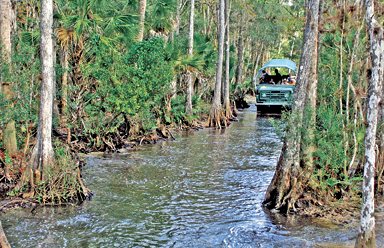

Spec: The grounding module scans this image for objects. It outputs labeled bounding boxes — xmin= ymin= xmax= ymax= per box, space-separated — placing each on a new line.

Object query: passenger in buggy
xmin=259 ymin=70 xmax=269 ymax=84
xmin=287 ymin=73 xmax=297 ymax=85
xmin=274 ymin=69 xmax=282 ymax=84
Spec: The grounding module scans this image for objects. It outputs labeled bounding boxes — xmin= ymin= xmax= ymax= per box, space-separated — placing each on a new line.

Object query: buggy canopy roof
xmin=257 ymin=59 xmax=297 ymax=75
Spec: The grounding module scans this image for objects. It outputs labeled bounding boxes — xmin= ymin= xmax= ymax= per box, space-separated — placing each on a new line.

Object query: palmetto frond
xmin=147 ymin=0 xmax=175 ymax=33
xmin=21 ymin=31 xmax=40 ymax=46
xmin=55 ymin=27 xmax=75 ymax=48
xmin=101 ymin=14 xmax=139 ymax=37
xmin=164 ymin=35 xmax=211 ymax=73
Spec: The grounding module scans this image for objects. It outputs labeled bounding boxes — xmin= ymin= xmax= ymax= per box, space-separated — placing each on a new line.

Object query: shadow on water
xmin=1 ymin=105 xmax=383 ymax=247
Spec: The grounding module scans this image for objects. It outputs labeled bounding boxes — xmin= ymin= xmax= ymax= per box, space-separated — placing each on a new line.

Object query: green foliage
xmin=0 ymin=41 xmax=40 ymax=151
xmin=82 ymin=37 xmax=174 ymax=136
xmin=169 ymin=95 xmax=187 ymax=123
xmin=147 ymin=0 xmax=175 ymax=33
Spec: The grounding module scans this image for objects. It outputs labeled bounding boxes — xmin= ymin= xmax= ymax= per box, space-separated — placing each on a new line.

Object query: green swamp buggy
xmin=254 ymin=59 xmax=297 ymax=115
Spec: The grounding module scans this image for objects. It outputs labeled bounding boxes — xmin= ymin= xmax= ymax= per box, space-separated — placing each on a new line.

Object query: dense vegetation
xmin=264 ymin=3 xmax=384 ymax=239
xmin=0 ymin=0 xmax=306 ymax=202
xmin=0 ymin=0 xmax=383 ymax=233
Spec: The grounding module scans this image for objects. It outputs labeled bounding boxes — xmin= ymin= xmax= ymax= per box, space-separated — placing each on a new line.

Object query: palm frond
xmin=21 ymin=31 xmax=40 ymax=46
xmin=55 ymin=27 xmax=75 ymax=48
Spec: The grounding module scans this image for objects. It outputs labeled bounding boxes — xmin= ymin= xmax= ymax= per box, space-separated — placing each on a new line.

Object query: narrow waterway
xmin=2 ymin=105 xmax=382 ymax=247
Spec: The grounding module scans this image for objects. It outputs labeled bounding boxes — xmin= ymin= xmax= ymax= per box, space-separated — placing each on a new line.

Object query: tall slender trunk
xmin=22 ymin=0 xmax=55 ymax=185
xmin=188 ymin=0 xmax=195 ymax=55
xmin=0 ymin=0 xmax=17 ymax=155
xmin=60 ymin=48 xmax=69 ymax=124
xmin=339 ymin=0 xmax=345 ymax=116
xmin=289 ymin=38 xmax=295 ymax=60
xmin=339 ymin=0 xmax=349 ymax=176
xmin=223 ymin=0 xmax=231 ymax=118
xmin=203 ymin=4 xmax=207 ymax=35
xmin=10 ymin=0 xmax=17 ymax=38
xmin=185 ymin=0 xmax=195 ymax=116
xmin=277 ymin=40 xmax=282 ymax=55
xmin=302 ymin=0 xmax=323 ymax=171
xmin=185 ymin=71 xmax=193 ymax=115
xmin=235 ymin=27 xmax=244 ymax=86
xmin=138 ymin=0 xmax=147 ymax=42
xmin=264 ymin=0 xmax=321 ymax=212
xmin=208 ymin=0 xmax=225 ymax=127
xmin=355 ymin=0 xmax=383 ymax=246
xmin=166 ymin=76 xmax=177 ymax=115
xmin=206 ymin=4 xmax=213 ymax=37
xmin=175 ymin=0 xmax=181 ymax=35
xmin=253 ymin=44 xmax=263 ymax=78
xmin=347 ymin=3 xmax=364 ymax=175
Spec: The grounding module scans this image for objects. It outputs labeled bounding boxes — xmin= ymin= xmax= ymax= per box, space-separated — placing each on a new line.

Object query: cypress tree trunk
xmin=208 ymin=0 xmax=225 ymax=127
xmin=223 ymin=0 xmax=231 ymax=118
xmin=175 ymin=0 xmax=180 ymax=35
xmin=185 ymin=0 xmax=195 ymax=116
xmin=263 ymin=0 xmax=321 ymax=212
xmin=0 ymin=221 xmax=10 ymax=248
xmin=138 ymin=0 xmax=147 ymax=42
xmin=188 ymin=0 xmax=195 ymax=55
xmin=0 ymin=0 xmax=11 ymax=57
xmin=0 ymin=0 xmax=18 ymax=155
xmin=253 ymin=44 xmax=263 ymax=79
xmin=355 ymin=0 xmax=383 ymax=246
xmin=235 ymin=27 xmax=244 ymax=86
xmin=302 ymin=0 xmax=323 ymax=170
xmin=59 ymin=48 xmax=69 ymax=124
xmin=185 ymin=71 xmax=193 ymax=116
xmin=22 ymin=0 xmax=55 ymax=185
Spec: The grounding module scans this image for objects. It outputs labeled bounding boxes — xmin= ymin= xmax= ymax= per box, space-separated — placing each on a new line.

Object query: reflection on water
xmin=2 ymin=106 xmax=382 ymax=247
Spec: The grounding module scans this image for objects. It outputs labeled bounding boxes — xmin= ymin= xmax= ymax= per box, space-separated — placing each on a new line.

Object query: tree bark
xmin=253 ymin=44 xmax=263 ymax=79
xmin=263 ymin=0 xmax=321 ymax=212
xmin=208 ymin=0 xmax=225 ymax=127
xmin=185 ymin=0 xmax=195 ymax=116
xmin=223 ymin=0 xmax=231 ymax=118
xmin=10 ymin=0 xmax=17 ymax=38
xmin=0 ymin=0 xmax=11 ymax=56
xmin=22 ymin=0 xmax=55 ymax=185
xmin=138 ymin=0 xmax=147 ymax=42
xmin=347 ymin=2 xmax=364 ymax=177
xmin=289 ymin=38 xmax=295 ymax=60
xmin=302 ymin=0 xmax=323 ymax=171
xmin=185 ymin=71 xmax=193 ymax=115
xmin=59 ymin=48 xmax=69 ymax=123
xmin=235 ymin=26 xmax=244 ymax=86
xmin=0 ymin=0 xmax=18 ymax=155
xmin=206 ymin=3 xmax=214 ymax=38
xmin=0 ymin=221 xmax=10 ymax=248
xmin=355 ymin=0 xmax=383 ymax=246
xmin=188 ymin=0 xmax=195 ymax=55
xmin=175 ymin=0 xmax=181 ymax=35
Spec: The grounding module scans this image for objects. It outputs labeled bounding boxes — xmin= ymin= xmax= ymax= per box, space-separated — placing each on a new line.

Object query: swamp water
xmin=2 ymin=105 xmax=383 ymax=247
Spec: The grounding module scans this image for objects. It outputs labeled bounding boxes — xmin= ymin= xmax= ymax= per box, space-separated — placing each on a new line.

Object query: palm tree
xmin=54 ymin=0 xmax=137 ymax=132
xmin=164 ymin=33 xmax=214 ymax=121
xmin=146 ymin=0 xmax=175 ymax=36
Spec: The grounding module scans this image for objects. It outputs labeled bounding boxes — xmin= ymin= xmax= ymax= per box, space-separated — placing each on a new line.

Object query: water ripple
xmin=2 ymin=105 xmax=379 ymax=247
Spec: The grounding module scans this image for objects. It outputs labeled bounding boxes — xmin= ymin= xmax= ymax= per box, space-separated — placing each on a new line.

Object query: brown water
xmin=2 ymin=106 xmax=383 ymax=247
